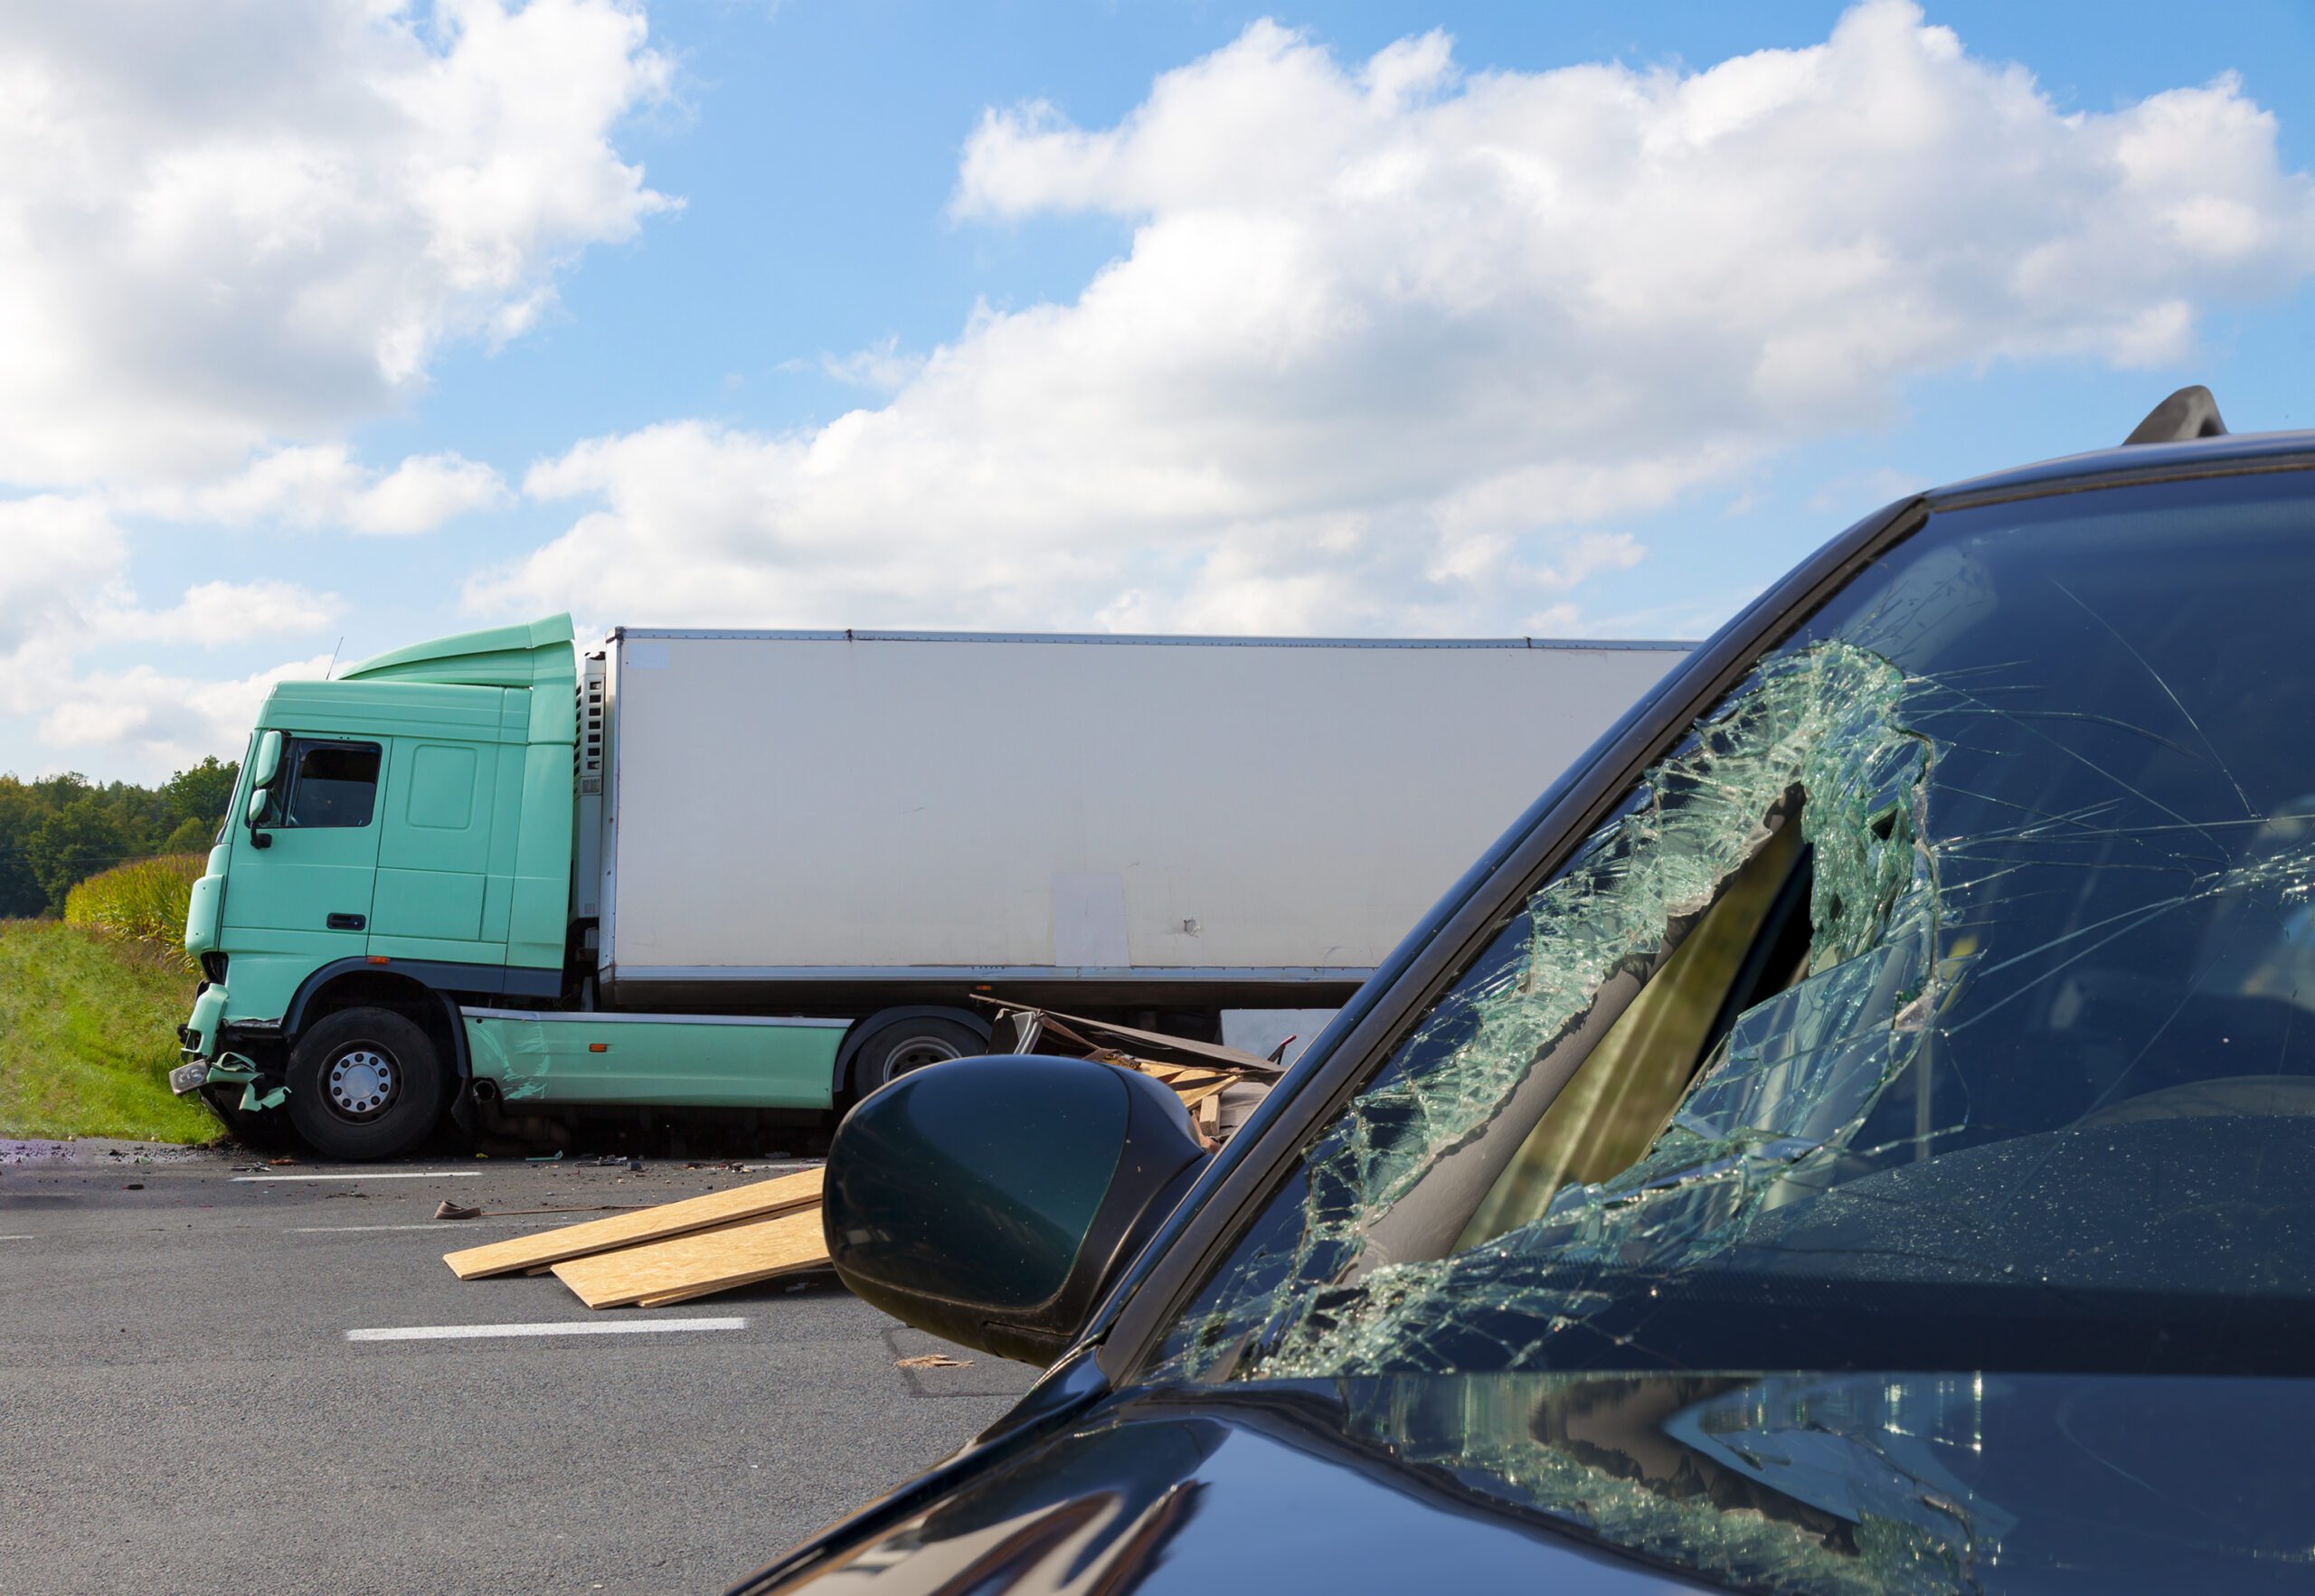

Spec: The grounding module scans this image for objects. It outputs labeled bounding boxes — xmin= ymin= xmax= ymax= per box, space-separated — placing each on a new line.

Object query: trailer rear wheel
xmin=285 ymin=1007 xmax=445 ymax=1161
xmin=851 ymin=1016 xmax=985 ymax=1100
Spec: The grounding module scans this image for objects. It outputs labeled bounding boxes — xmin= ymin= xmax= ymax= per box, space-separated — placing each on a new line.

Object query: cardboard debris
xmin=550 ymin=1206 xmax=828 ymax=1308
xmin=441 ymin=1166 xmax=823 ymax=1280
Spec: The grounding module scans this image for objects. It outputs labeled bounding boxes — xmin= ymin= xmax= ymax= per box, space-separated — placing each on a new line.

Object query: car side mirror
xmin=824 ymin=1055 xmax=1209 ymax=1365
xmin=250 ymin=731 xmax=284 ymax=790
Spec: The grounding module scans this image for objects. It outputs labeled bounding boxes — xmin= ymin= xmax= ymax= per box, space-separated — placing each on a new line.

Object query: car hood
xmin=746 ymin=1370 xmax=2315 ymax=1594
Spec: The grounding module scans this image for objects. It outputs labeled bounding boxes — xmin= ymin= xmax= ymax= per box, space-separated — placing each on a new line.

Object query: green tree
xmin=162 ymin=757 xmax=239 ymax=832
xmin=0 ymin=781 xmax=43 ymax=918
xmin=163 ymin=816 xmax=216 ymax=854
xmin=30 ymin=798 xmax=128 ymax=912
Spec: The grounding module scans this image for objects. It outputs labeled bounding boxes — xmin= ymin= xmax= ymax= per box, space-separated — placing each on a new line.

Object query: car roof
xmin=1930 ymin=424 xmax=2315 ymax=506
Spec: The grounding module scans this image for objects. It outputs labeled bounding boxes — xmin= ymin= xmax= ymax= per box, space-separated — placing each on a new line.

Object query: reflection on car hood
xmin=761 ymin=1373 xmax=2315 ymax=1594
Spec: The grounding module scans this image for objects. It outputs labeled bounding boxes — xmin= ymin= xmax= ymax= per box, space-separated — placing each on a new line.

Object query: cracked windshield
xmin=1155 ymin=471 xmax=2315 ymax=1384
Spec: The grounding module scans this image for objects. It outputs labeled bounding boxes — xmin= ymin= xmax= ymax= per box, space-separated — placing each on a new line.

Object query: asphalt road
xmin=0 ymin=1138 xmax=1040 ymax=1595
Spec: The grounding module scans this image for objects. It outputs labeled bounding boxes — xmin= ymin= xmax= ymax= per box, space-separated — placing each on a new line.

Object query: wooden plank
xmin=442 ymin=1166 xmax=823 ymax=1280
xmin=634 ymin=1260 xmax=832 ymax=1309
xmin=1169 ymin=1077 xmax=1233 ymax=1110
xmin=552 ymin=1207 xmax=829 ymax=1309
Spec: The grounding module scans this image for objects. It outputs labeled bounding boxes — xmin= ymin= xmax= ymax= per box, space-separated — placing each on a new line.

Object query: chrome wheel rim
xmin=884 ymin=1036 xmax=963 ymax=1082
xmin=326 ymin=1046 xmax=399 ymax=1121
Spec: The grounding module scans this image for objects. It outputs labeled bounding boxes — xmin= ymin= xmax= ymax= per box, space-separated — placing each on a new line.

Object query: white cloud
xmin=477 ymin=3 xmax=2315 ymax=636
xmin=126 ymin=446 xmax=510 ymax=534
xmin=31 ymin=654 xmax=338 ymax=778
xmin=0 ymin=496 xmax=340 ymax=778
xmin=0 ymin=0 xmax=675 ymax=488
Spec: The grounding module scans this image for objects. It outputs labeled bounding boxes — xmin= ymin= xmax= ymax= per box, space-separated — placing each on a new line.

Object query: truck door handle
xmin=327 ymin=913 xmax=367 ymax=931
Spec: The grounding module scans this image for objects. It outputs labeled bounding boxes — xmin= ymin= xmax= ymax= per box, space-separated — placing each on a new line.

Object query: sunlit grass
xmin=0 ymin=920 xmax=218 ymax=1143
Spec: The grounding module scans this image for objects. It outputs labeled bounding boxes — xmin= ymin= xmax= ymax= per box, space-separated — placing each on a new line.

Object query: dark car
xmin=744 ymin=387 xmax=2315 ymax=1593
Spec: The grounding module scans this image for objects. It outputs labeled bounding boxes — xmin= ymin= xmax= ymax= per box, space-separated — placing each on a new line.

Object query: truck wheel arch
xmin=836 ymin=1006 xmax=993 ymax=1100
xmin=284 ymin=961 xmax=471 ymax=1081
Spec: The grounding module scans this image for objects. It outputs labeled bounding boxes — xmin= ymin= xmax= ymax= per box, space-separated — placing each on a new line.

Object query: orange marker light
xmin=365 ymin=956 xmax=390 ymax=966
xmin=588 ymin=1043 xmax=608 ymax=1053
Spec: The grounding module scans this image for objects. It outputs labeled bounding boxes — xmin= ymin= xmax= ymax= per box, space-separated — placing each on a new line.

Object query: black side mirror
xmin=824 ymin=1055 xmax=1209 ymax=1365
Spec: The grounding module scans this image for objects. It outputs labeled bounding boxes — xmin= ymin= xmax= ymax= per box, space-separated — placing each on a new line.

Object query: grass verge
xmin=0 ymin=919 xmax=219 ymax=1143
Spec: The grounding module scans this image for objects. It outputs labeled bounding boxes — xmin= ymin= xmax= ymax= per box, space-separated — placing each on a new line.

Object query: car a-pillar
xmin=280 ymin=972 xmax=460 ymax=1160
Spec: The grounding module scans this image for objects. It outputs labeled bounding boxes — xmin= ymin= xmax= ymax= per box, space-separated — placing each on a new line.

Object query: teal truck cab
xmin=172 ymin=616 xmax=1684 ymax=1159
xmin=173 ymin=616 xmax=850 ymax=1158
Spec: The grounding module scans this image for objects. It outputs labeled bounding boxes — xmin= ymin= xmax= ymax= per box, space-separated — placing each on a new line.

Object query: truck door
xmin=221 ymin=737 xmax=383 ymax=960
xmin=371 ymin=738 xmax=497 ymax=951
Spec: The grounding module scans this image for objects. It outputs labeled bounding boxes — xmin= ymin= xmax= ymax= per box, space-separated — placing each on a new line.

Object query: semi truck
xmin=170 ymin=617 xmax=1687 ymax=1158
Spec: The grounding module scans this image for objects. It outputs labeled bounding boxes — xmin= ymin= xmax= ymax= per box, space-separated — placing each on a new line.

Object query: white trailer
xmin=585 ymin=629 xmax=1687 ymax=1022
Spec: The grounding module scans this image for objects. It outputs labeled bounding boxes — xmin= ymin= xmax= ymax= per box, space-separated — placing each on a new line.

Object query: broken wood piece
xmin=442 ymin=1166 xmax=823 ymax=1280
xmin=1169 ymin=1076 xmax=1233 ymax=1111
xmin=551 ymin=1206 xmax=828 ymax=1308
xmin=895 ymin=1354 xmax=969 ymax=1369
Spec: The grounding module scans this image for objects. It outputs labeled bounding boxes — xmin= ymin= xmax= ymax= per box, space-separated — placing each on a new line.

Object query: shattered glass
xmin=1151 ymin=469 xmax=2315 ymax=1395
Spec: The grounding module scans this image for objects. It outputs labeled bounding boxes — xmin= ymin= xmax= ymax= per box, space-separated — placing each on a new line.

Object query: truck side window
xmin=281 ymin=740 xmax=382 ymax=828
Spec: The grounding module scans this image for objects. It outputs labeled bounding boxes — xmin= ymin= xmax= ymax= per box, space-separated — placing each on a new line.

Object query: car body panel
xmin=747 ymin=1373 xmax=2315 ymax=1594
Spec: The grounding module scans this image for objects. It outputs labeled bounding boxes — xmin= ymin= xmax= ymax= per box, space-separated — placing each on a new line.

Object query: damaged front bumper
xmin=176 ymin=979 xmax=228 ymax=1070
xmin=174 ymin=980 xmax=287 ymax=1114
xmin=174 ymin=1051 xmax=286 ymax=1114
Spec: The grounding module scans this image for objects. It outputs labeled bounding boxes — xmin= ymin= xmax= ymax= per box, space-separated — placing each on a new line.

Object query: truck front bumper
xmin=176 ymin=980 xmax=229 ymax=1072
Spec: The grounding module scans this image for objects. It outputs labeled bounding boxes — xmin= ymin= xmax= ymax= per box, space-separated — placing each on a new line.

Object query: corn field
xmin=62 ymin=854 xmax=205 ymax=965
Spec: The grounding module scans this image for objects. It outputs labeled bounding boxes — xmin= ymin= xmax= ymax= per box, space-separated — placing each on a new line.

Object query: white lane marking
xmin=234 ymin=1171 xmax=480 ymax=1183
xmin=345 ymin=1317 xmax=746 ymax=1342
xmin=288 ymin=1220 xmax=572 ymax=1234
xmin=0 ymin=1234 xmax=33 ymax=1242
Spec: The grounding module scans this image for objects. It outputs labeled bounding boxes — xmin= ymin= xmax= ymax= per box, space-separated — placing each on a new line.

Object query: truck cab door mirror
xmin=250 ymin=730 xmax=284 ymax=791
xmin=824 ymin=1055 xmax=1208 ymax=1365
xmin=245 ymin=780 xmax=276 ymax=846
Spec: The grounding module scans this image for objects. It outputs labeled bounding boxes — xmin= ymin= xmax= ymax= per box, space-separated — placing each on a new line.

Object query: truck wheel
xmin=852 ymin=1016 xmax=985 ymax=1099
xmin=285 ymin=1007 xmax=445 ymax=1161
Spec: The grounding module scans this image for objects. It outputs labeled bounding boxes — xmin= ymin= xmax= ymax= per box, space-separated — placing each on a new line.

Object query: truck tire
xmin=851 ymin=1015 xmax=985 ymax=1100
xmin=285 ymin=1007 xmax=445 ymax=1161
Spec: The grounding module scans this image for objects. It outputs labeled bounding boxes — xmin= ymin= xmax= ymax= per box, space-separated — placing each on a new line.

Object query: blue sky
xmin=5 ymin=0 xmax=2313 ymax=781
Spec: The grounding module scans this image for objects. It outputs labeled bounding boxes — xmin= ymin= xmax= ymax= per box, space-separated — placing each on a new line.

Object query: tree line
xmin=0 ymin=758 xmax=240 ymax=918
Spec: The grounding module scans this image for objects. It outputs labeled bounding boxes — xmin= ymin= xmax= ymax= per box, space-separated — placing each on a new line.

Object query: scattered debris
xmin=121 ymin=1182 xmax=143 ymax=1191
xmin=895 ymin=1354 xmax=969 ymax=1370
xmin=524 ymin=1151 xmax=564 ymax=1164
xmin=266 ymin=1157 xmax=298 ymax=1166
xmin=626 ymin=1156 xmax=643 ymax=1172
xmin=976 ymin=997 xmax=1280 ymax=1141
xmin=435 ymin=1201 xmax=483 ymax=1221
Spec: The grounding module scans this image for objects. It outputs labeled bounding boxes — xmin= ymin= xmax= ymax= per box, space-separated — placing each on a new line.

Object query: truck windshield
xmin=1151 ymin=468 xmax=2315 ymax=1383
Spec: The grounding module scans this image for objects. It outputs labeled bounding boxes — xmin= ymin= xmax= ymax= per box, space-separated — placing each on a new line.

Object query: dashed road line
xmin=345 ymin=1317 xmax=747 ymax=1342
xmin=288 ymin=1220 xmax=572 ymax=1234
xmin=234 ymin=1171 xmax=480 ymax=1183
xmin=0 ymin=1234 xmax=33 ymax=1242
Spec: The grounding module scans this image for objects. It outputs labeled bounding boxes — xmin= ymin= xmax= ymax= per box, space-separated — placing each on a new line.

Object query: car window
xmin=281 ymin=740 xmax=381 ymax=828
xmin=1150 ymin=469 xmax=2315 ymax=1383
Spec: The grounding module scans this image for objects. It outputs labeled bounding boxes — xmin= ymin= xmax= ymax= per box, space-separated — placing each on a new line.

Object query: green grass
xmin=0 ymin=919 xmax=220 ymax=1143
